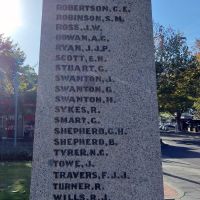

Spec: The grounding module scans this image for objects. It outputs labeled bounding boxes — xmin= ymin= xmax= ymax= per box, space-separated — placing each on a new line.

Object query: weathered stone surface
xmin=30 ymin=0 xmax=164 ymax=199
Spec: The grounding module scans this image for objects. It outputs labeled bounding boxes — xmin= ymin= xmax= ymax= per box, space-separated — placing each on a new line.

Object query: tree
xmin=194 ymin=39 xmax=200 ymax=62
xmin=0 ymin=34 xmax=37 ymax=119
xmin=193 ymin=98 xmax=200 ymax=119
xmin=0 ymin=34 xmax=26 ymax=95
xmin=154 ymin=24 xmax=199 ymax=130
xmin=18 ymin=65 xmax=38 ymax=92
xmin=192 ymin=39 xmax=200 ymax=119
xmin=18 ymin=65 xmax=38 ymax=117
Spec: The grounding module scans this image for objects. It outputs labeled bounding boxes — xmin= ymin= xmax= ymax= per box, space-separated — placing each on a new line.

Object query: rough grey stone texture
xmin=30 ymin=0 xmax=164 ymax=199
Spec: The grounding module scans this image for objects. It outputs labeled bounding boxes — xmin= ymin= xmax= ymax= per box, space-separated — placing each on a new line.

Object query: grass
xmin=0 ymin=162 xmax=31 ymax=200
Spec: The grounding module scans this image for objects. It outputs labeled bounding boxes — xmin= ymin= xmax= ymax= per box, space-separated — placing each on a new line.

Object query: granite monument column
xmin=30 ymin=0 xmax=164 ymax=199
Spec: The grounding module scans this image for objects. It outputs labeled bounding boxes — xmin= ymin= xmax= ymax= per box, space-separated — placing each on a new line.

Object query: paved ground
xmin=161 ymin=131 xmax=200 ymax=200
xmin=164 ymin=182 xmax=179 ymax=200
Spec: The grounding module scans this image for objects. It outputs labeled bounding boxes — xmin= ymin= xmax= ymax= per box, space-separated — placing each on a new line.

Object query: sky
xmin=0 ymin=0 xmax=200 ymax=72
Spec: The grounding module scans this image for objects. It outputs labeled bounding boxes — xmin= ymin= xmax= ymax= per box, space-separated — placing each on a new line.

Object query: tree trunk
xmin=176 ymin=111 xmax=182 ymax=131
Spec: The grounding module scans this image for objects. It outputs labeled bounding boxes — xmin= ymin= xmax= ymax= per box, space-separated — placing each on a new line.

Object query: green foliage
xmin=0 ymin=34 xmax=25 ymax=67
xmin=0 ymin=34 xmax=37 ymax=117
xmin=0 ymin=34 xmax=37 ymax=97
xmin=193 ymin=98 xmax=200 ymax=119
xmin=18 ymin=65 xmax=38 ymax=93
xmin=154 ymin=24 xmax=199 ymax=116
xmin=0 ymin=34 xmax=25 ymax=76
xmin=194 ymin=39 xmax=200 ymax=62
xmin=0 ymin=34 xmax=26 ymax=95
xmin=160 ymin=112 xmax=174 ymax=122
xmin=192 ymin=40 xmax=200 ymax=118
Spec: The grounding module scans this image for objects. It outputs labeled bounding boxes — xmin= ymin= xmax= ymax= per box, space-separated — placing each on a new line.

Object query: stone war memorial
xmin=30 ymin=0 xmax=164 ymax=199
